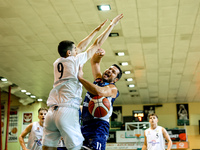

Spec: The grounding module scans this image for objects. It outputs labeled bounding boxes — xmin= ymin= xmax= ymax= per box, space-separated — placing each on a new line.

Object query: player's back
xmin=47 ymin=52 xmax=88 ymax=106
xmin=53 ymin=56 xmax=79 ymax=85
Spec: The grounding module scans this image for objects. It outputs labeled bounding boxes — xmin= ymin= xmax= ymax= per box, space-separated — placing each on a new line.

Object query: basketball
xmin=11 ymin=127 xmax=18 ymax=134
xmin=88 ymin=96 xmax=110 ymax=118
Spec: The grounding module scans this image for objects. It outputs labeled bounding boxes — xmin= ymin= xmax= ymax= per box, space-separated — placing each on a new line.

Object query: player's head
xmin=38 ymin=107 xmax=48 ymax=123
xmin=148 ymin=113 xmax=158 ymax=125
xmin=58 ymin=40 xmax=77 ymax=57
xmin=102 ymin=64 xmax=122 ymax=83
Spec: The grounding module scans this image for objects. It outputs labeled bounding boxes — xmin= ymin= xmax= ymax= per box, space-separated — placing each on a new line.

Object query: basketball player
xmin=19 ymin=107 xmax=48 ymax=150
xmin=142 ymin=113 xmax=172 ymax=150
xmin=42 ymin=14 xmax=124 ymax=150
xmin=78 ymin=48 xmax=122 ymax=150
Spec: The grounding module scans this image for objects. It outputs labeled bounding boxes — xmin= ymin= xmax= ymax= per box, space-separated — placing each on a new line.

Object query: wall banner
xmin=1 ymin=104 xmax=5 ymax=135
xmin=22 ymin=112 xmax=33 ymax=142
xmin=167 ymin=129 xmax=186 ymax=141
xmin=8 ymin=108 xmax=18 ymax=142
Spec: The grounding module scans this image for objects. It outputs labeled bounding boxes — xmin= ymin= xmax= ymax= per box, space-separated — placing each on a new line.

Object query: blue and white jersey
xmin=82 ymin=78 xmax=119 ymax=123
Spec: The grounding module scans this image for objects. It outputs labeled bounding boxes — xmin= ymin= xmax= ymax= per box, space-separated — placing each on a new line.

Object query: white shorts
xmin=42 ymin=106 xmax=84 ymax=149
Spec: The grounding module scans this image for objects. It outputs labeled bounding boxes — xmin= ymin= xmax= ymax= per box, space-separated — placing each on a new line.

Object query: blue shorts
xmin=81 ymin=119 xmax=109 ymax=150
xmin=83 ymin=134 xmax=107 ymax=150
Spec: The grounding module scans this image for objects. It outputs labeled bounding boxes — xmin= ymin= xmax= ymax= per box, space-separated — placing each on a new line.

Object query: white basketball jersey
xmin=145 ymin=126 xmax=165 ymax=150
xmin=47 ymin=52 xmax=87 ymax=107
xmin=27 ymin=122 xmax=43 ymax=150
xmin=53 ymin=52 xmax=87 ymax=85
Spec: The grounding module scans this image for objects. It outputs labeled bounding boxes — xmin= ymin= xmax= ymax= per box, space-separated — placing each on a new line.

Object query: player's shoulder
xmin=76 ymin=51 xmax=87 ymax=57
xmin=30 ymin=122 xmax=37 ymax=127
xmin=145 ymin=127 xmax=151 ymax=131
xmin=25 ymin=122 xmax=34 ymax=130
xmin=160 ymin=126 xmax=166 ymax=131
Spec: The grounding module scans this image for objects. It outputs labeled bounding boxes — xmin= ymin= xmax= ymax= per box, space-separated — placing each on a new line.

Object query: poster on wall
xmin=176 ymin=104 xmax=189 ymax=126
xmin=8 ymin=107 xmax=18 ymax=142
xmin=111 ymin=106 xmax=122 ymax=128
xmin=143 ymin=105 xmax=155 ymax=121
xmin=1 ymin=104 xmax=5 ymax=135
xmin=22 ymin=112 xmax=33 ymax=142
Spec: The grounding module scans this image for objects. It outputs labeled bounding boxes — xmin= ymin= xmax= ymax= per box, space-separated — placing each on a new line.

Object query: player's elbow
xmin=94 ymin=90 xmax=103 ymax=96
xmin=168 ymin=138 xmax=172 ymax=144
xmin=96 ymin=89 xmax=110 ymax=97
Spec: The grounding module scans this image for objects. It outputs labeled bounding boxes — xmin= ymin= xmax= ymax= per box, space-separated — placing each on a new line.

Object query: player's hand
xmin=110 ymin=14 xmax=124 ymax=26
xmin=78 ymin=65 xmax=84 ymax=80
xmin=96 ymin=19 xmax=108 ymax=31
xmin=95 ymin=48 xmax=105 ymax=57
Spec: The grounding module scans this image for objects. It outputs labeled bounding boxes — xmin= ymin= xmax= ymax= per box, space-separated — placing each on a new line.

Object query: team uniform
xmin=144 ymin=126 xmax=165 ymax=150
xmin=42 ymin=52 xmax=87 ymax=149
xmin=27 ymin=122 xmax=43 ymax=150
xmin=81 ymin=78 xmax=119 ymax=150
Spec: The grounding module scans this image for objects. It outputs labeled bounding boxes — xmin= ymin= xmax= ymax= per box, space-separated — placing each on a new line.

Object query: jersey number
xmin=57 ymin=63 xmax=64 ymax=79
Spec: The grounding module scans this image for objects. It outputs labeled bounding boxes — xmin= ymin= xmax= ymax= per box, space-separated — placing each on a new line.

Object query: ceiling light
xmin=97 ymin=5 xmax=111 ymax=11
xmin=21 ymin=90 xmax=26 ymax=93
xmin=124 ymin=71 xmax=131 ymax=74
xmin=1 ymin=78 xmax=7 ymax=82
xmin=128 ymin=84 xmax=135 ymax=88
xmin=109 ymin=33 xmax=119 ymax=37
xmin=30 ymin=95 xmax=36 ymax=98
xmin=37 ymin=98 xmax=43 ymax=101
xmin=126 ymin=78 xmax=133 ymax=81
xmin=116 ymin=52 xmax=125 ymax=56
xmin=26 ymin=92 xmax=31 ymax=95
xmin=121 ymin=62 xmax=128 ymax=66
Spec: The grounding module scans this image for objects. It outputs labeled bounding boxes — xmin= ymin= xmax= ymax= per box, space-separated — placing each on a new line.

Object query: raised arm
xmin=162 ymin=127 xmax=172 ymax=150
xmin=76 ymin=20 xmax=107 ymax=54
xmin=90 ymin=48 xmax=105 ymax=79
xmin=86 ymin=14 xmax=123 ymax=59
xmin=19 ymin=123 xmax=33 ymax=150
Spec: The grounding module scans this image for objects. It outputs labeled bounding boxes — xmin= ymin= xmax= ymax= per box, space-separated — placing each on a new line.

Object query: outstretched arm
xmin=19 ymin=123 xmax=33 ymax=150
xmin=86 ymin=14 xmax=124 ymax=59
xmin=76 ymin=20 xmax=107 ymax=54
xmin=90 ymin=48 xmax=105 ymax=79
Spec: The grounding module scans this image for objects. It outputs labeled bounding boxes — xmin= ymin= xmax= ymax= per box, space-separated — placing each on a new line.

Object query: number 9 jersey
xmin=47 ymin=51 xmax=88 ymax=107
xmin=53 ymin=51 xmax=87 ymax=85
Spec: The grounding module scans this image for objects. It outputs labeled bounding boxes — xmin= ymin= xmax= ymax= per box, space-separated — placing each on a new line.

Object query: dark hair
xmin=148 ymin=113 xmax=158 ymax=119
xmin=112 ymin=64 xmax=122 ymax=80
xmin=38 ymin=107 xmax=48 ymax=114
xmin=58 ymin=40 xmax=74 ymax=57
